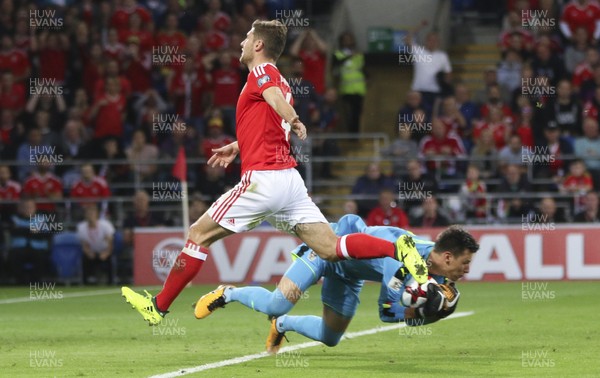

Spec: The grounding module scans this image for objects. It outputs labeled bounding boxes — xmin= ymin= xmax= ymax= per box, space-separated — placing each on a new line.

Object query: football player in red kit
xmin=121 ymin=20 xmax=428 ymax=325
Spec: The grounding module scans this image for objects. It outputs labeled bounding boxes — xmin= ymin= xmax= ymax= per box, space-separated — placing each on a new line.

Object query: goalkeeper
xmin=194 ymin=214 xmax=479 ymax=353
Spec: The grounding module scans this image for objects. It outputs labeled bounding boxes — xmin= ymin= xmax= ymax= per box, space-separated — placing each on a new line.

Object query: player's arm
xmin=262 ymin=86 xmax=306 ymax=140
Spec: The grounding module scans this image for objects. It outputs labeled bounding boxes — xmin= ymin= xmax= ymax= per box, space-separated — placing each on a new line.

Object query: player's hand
xmin=436 ymin=282 xmax=460 ymax=319
xmin=208 ymin=143 xmax=239 ymax=168
xmin=290 ymin=116 xmax=307 ymax=140
xmin=420 ymin=282 xmax=444 ymax=317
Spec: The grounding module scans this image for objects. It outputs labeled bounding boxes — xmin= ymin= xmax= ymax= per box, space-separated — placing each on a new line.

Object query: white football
xmin=400 ymin=277 xmax=438 ymax=308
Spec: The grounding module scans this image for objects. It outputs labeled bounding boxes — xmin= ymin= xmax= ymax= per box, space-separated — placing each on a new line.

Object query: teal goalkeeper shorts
xmin=285 ymin=246 xmax=364 ymax=318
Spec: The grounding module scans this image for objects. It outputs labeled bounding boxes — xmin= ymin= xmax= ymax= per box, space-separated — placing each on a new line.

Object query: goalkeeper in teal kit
xmin=194 ymin=215 xmax=479 ymax=353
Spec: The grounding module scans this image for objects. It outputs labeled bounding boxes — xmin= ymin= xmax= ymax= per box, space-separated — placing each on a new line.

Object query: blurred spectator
xmin=126 ymin=129 xmax=159 ymax=181
xmin=77 ymin=204 xmax=115 ymax=285
xmin=541 ymin=79 xmax=582 ymax=137
xmin=419 ymin=118 xmax=467 ymax=178
xmin=70 ymin=164 xmax=111 ymax=214
xmin=111 ymin=0 xmax=152 ymax=32
xmin=479 ymin=83 xmax=513 ymax=120
xmin=398 ymin=159 xmax=439 ymax=217
xmin=454 ymin=83 xmax=479 ymax=130
xmin=22 ymin=162 xmax=63 ymax=214
xmin=188 ymin=194 xmax=208 ymax=225
xmin=123 ymin=190 xmax=167 ymax=232
xmin=8 ymin=199 xmax=51 ymax=284
xmin=0 ymin=35 xmax=31 ymax=82
xmin=35 ymin=31 xmax=70 ymax=84
xmin=560 ymin=159 xmax=594 ymax=213
xmin=32 ymin=110 xmax=62 ymax=148
xmin=93 ymin=59 xmax=132 ymax=100
xmin=60 ymin=120 xmax=86 ymax=161
xmin=210 ymin=51 xmax=241 ymax=131
xmin=473 ymin=106 xmax=511 ymax=150
xmin=196 ymin=165 xmax=227 ymax=202
xmin=535 ymin=197 xmax=567 ymax=223
xmin=118 ymin=11 xmax=154 ymax=53
xmin=133 ymin=89 xmax=168 ymax=134
xmin=409 ymin=197 xmax=450 ymax=227
xmin=560 ymin=159 xmax=594 ymax=193
xmin=156 ymin=13 xmax=187 ymax=52
xmin=499 ymin=134 xmax=530 ymax=168
xmin=573 ymin=190 xmax=599 ymax=222
xmin=580 ymin=63 xmax=600 ymax=103
xmin=438 ymin=96 xmax=468 ymax=139
xmin=459 ymin=165 xmax=488 ymax=220
xmin=24 ymin=88 xmax=67 ymax=134
xmin=366 ymin=189 xmax=409 ymax=228
xmin=0 ymin=165 xmax=20 ymax=226
xmin=475 ymin=66 xmax=508 ymax=104
xmin=201 ymin=116 xmax=235 ymax=159
xmin=385 ymin=126 xmax=418 ymax=177
xmin=531 ymin=44 xmax=567 ymax=86
xmin=290 ymin=29 xmax=328 ymax=95
xmin=103 ymin=28 xmax=126 ymax=63
xmin=94 ymin=137 xmax=130 ymax=191
xmin=285 ymin=56 xmax=319 ymax=126
xmin=16 ymin=128 xmax=47 ymax=181
xmin=564 ymin=27 xmax=590 ymax=74
xmin=343 ymin=200 xmax=359 ymax=216
xmin=559 ymin=0 xmax=600 ymax=43
xmin=160 ymin=121 xmax=197 ymax=160
xmin=574 ymin=117 xmax=600 ymax=184
xmin=121 ymin=37 xmax=152 ymax=96
xmin=499 ymin=11 xmax=533 ymax=56
xmin=572 ymin=47 xmax=599 ymax=92
xmin=0 ymin=71 xmax=26 ymax=113
xmin=351 ymin=162 xmax=395 ymax=216
xmin=471 ymin=128 xmax=499 ymax=179
xmin=90 ymin=77 xmax=127 ymax=140
xmin=332 ymin=31 xmax=366 ymax=133
xmin=534 ymin=121 xmax=574 ymax=180
xmin=514 ymin=101 xmax=535 ymax=147
xmin=406 ymin=24 xmax=452 ymax=110
xmin=497 ymin=50 xmax=523 ymax=94
xmin=495 ymin=164 xmax=533 ymax=221
xmin=398 ymin=90 xmax=430 ymax=125
xmin=169 ymin=57 xmax=210 ymax=133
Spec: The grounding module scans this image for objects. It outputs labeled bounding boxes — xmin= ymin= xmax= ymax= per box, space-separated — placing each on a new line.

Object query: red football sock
xmin=155 ymin=240 xmax=208 ymax=311
xmin=335 ymin=234 xmax=395 ymax=260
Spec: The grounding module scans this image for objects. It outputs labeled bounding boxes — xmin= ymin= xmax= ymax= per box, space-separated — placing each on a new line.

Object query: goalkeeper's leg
xmin=274 ymin=306 xmax=349 ymax=347
xmin=195 ymin=250 xmax=323 ymax=318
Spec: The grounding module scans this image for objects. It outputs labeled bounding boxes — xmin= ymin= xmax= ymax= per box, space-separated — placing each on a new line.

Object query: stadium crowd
xmin=1 ymin=0 xmax=599 ymax=285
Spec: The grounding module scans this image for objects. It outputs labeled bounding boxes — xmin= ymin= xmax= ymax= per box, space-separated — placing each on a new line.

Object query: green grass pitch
xmin=1 ymin=282 xmax=598 ymax=377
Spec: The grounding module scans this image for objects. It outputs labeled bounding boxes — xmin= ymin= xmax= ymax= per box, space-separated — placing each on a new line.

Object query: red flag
xmin=172 ymin=147 xmax=187 ymax=182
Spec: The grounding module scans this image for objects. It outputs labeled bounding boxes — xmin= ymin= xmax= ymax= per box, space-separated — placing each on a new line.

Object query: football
xmin=400 ymin=277 xmax=438 ymax=308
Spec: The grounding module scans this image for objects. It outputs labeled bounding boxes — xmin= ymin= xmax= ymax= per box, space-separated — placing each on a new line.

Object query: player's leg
xmin=281 ymin=169 xmax=428 ymax=282
xmin=267 ymin=273 xmax=361 ymax=352
xmin=122 ymin=171 xmax=270 ymax=324
xmin=195 ymin=245 xmax=324 ymax=319
xmin=121 ymin=213 xmax=232 ymax=324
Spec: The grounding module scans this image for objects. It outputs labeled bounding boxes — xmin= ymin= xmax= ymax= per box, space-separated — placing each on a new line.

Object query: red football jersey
xmin=561 ymin=1 xmax=600 ymax=39
xmin=71 ymin=177 xmax=111 ymax=198
xmin=236 ymin=63 xmax=297 ymax=173
xmin=23 ymin=173 xmax=63 ymax=212
xmin=0 ymin=180 xmax=21 ymax=200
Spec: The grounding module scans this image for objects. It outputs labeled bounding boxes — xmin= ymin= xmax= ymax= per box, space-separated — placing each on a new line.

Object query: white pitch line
xmin=149 ymin=310 xmax=475 ymax=378
xmin=0 ymin=286 xmax=162 ymax=304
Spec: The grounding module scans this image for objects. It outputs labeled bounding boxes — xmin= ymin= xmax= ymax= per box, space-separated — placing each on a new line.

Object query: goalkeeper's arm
xmin=405 ymin=282 xmax=460 ymax=327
